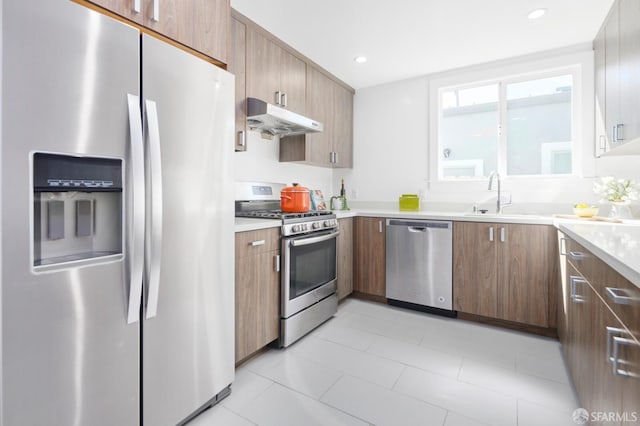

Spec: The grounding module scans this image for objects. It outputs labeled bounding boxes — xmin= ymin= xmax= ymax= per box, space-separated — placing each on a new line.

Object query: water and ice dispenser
xmin=33 ymin=153 xmax=123 ymax=269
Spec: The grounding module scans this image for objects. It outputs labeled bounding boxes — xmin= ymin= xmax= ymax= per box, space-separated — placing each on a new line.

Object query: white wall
xmin=334 ymin=48 xmax=640 ymax=213
xmin=235 ymin=131 xmax=333 ymax=197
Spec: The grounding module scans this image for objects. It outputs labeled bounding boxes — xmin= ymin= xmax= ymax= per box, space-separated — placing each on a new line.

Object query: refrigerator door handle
xmin=127 ymin=94 xmax=145 ymax=324
xmin=144 ymin=99 xmax=163 ymax=319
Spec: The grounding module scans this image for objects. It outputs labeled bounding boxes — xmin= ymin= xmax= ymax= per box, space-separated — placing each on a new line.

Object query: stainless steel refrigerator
xmin=1 ymin=1 xmax=235 ymax=425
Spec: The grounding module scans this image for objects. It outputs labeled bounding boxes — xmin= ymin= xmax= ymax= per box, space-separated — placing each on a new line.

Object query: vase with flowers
xmin=593 ymin=177 xmax=639 ymax=219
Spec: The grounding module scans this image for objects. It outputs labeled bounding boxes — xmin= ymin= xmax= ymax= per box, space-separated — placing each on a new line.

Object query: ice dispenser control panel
xmin=32 ymin=153 xmax=123 ymax=269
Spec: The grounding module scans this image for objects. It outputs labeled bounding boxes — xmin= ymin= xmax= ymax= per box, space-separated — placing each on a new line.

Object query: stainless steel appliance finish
xmin=246 ymin=97 xmax=323 ymax=137
xmin=234 ymin=181 xmax=338 ymax=347
xmin=1 ymin=2 xmax=234 ymax=425
xmin=385 ymin=219 xmax=454 ymax=314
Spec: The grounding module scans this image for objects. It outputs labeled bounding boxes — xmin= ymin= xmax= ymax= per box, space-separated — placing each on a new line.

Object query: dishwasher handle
xmin=408 ymin=226 xmax=427 ymax=233
xmin=387 ymin=219 xmax=451 ymax=229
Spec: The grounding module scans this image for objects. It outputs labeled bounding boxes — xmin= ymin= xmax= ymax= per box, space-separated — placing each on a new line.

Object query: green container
xmin=399 ymin=194 xmax=420 ymax=211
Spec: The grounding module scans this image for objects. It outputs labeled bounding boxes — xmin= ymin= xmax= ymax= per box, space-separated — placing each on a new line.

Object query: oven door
xmin=282 ymin=229 xmax=339 ymax=318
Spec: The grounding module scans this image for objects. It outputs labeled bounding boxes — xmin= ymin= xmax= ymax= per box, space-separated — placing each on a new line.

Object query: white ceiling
xmin=230 ymin=0 xmax=614 ymax=90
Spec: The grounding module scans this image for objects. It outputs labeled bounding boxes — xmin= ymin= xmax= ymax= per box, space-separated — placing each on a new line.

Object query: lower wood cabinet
xmin=235 ymin=228 xmax=280 ymax=363
xmin=453 ymin=222 xmax=557 ymax=328
xmin=559 ymin=237 xmax=640 ymax=422
xmin=353 ymin=217 xmax=385 ymax=298
xmin=337 ymin=217 xmax=353 ymax=300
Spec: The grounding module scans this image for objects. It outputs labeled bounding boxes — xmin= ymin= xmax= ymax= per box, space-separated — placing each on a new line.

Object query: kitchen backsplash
xmin=234 ymin=131 xmax=333 ymax=200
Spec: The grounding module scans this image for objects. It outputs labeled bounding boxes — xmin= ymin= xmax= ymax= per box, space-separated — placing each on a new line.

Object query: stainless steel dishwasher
xmin=385 ymin=219 xmax=454 ymax=316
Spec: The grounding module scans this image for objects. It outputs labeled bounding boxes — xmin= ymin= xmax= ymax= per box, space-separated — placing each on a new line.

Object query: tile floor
xmin=192 ymin=299 xmax=580 ymax=426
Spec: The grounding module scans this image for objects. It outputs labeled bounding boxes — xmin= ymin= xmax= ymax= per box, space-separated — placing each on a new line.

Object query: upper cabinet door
xmin=618 ymin=0 xmax=640 ymax=143
xmin=305 ymin=66 xmax=335 ymax=165
xmin=191 ymin=0 xmax=229 ymax=64
xmin=333 ymin=83 xmax=354 ymax=168
xmin=246 ymin=29 xmax=281 ymax=105
xmin=604 ymin=2 xmax=620 ymax=147
xmin=84 ymin=0 xmax=230 ymax=64
xmin=145 ymin=0 xmax=194 ymax=50
xmin=87 ymin=0 xmax=146 ymax=23
xmin=280 ymin=51 xmax=306 ymax=114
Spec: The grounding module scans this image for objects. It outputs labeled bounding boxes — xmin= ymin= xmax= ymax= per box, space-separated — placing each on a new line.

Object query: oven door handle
xmin=290 ymin=231 xmax=340 ymax=247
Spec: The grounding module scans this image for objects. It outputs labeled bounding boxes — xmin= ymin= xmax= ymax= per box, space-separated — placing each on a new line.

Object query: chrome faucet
xmin=487 ymin=171 xmax=511 ymax=213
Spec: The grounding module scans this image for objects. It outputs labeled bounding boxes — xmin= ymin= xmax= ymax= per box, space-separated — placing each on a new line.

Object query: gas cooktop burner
xmin=235 ymin=210 xmax=334 ymax=220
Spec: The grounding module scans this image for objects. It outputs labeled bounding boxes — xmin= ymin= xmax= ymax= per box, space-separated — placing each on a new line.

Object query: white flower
xmin=593 ymin=176 xmax=639 ymax=203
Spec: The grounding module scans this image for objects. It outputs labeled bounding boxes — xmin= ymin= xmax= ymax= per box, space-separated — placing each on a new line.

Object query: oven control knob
xmin=312 ymin=222 xmax=321 ymax=229
xmin=302 ymin=224 xmax=308 ymax=231
xmin=323 ymin=220 xmax=331 ymax=227
xmin=292 ymin=225 xmax=300 ymax=233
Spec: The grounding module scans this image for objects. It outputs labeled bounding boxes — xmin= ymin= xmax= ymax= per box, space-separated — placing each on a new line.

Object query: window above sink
xmin=428 ymin=49 xmax=595 ymax=182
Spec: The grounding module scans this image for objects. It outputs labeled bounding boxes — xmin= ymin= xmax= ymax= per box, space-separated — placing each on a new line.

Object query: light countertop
xmin=558 ymin=221 xmax=640 ymax=288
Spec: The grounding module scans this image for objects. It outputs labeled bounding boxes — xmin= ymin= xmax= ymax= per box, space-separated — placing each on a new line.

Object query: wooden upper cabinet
xmin=229 ymin=16 xmax=247 ymax=151
xmin=279 ymin=67 xmax=354 ymax=168
xmin=84 ymin=0 xmax=230 ymax=64
xmin=453 ymin=222 xmax=556 ymax=328
xmin=87 ymin=0 xmax=146 ymax=24
xmin=246 ymin=29 xmax=306 ymax=114
xmin=280 ymin=51 xmax=306 ymax=113
xmin=333 ymin=83 xmax=354 ymax=168
xmin=305 ymin=66 xmax=335 ymax=165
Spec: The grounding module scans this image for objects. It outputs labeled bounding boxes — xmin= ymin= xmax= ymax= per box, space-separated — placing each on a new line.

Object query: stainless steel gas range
xmin=235 ymin=182 xmax=339 ymax=347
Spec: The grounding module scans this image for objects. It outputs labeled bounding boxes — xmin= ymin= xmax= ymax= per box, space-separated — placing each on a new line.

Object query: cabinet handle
xmin=568 ymin=251 xmax=586 ymax=261
xmin=569 ymin=275 xmax=587 ymax=303
xmin=605 ymin=287 xmax=636 ymax=305
xmin=559 ymin=237 xmax=567 ymax=256
xmin=133 ymin=0 xmax=141 ymax=13
xmin=281 ymin=92 xmax=287 ymax=108
xmin=606 ymin=326 xmax=627 ymax=363
xmin=275 ymin=91 xmax=282 ymax=105
xmin=500 ymin=227 xmax=505 ymax=242
xmin=151 ymin=0 xmax=159 ymax=22
xmin=613 ymin=123 xmax=625 ymax=143
xmin=274 ymin=254 xmax=280 ymax=272
xmin=333 ymin=152 xmax=338 ymax=164
xmin=612 ymin=335 xmax=639 ymax=378
xmin=489 ymin=227 xmax=494 ymax=242
xmin=250 ymin=240 xmax=265 ymax=247
xmin=378 ymin=221 xmax=383 ymax=233
xmin=237 ymin=131 xmax=246 ymax=149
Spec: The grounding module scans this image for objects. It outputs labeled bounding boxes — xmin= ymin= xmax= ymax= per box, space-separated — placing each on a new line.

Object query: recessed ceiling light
xmin=354 ymin=56 xmax=368 ymax=64
xmin=527 ymin=8 xmax=547 ymax=20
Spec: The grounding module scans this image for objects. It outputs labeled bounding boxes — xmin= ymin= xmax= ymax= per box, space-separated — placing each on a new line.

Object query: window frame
xmin=428 ymin=49 xmax=594 ymax=183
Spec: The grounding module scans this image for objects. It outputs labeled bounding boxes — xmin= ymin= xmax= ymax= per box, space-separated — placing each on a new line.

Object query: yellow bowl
xmin=573 ymin=206 xmax=599 ymax=218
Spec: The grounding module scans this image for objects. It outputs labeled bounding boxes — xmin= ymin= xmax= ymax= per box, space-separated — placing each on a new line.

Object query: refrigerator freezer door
xmin=1 ymin=1 xmax=140 ymax=425
xmin=141 ymin=35 xmax=235 ymax=425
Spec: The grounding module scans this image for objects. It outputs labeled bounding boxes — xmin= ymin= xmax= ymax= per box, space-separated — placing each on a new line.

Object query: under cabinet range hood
xmin=246 ymin=97 xmax=323 ymax=137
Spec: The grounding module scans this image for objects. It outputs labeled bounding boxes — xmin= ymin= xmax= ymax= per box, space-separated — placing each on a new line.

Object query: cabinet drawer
xmin=565 ymin=236 xmax=640 ymax=342
xmin=236 ymin=228 xmax=280 ymax=258
xmin=601 ymin=267 xmax=640 ymax=343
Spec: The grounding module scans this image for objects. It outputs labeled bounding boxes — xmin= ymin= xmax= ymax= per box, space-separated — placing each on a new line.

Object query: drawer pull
xmin=250 ymin=240 xmax=266 ymax=247
xmin=274 ymin=254 xmax=280 ymax=272
xmin=606 ymin=326 xmax=627 ymax=363
xmin=612 ymin=336 xmax=640 ymax=379
xmin=605 ymin=287 xmax=636 ymax=305
xmin=559 ymin=237 xmax=567 ymax=256
xmin=570 ymin=276 xmax=587 ymax=303
xmin=568 ymin=251 xmax=586 ymax=260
